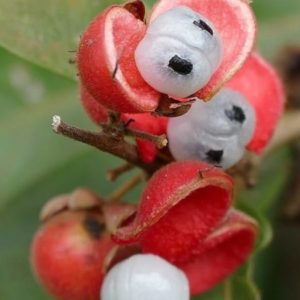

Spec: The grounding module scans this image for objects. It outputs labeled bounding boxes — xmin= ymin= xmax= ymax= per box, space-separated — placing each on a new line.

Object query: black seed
xmin=193 ymin=19 xmax=213 ymax=36
xmin=168 ymin=55 xmax=193 ymax=75
xmin=83 ymin=215 xmax=105 ymax=239
xmin=225 ymin=105 xmax=246 ymax=123
xmin=206 ymin=149 xmax=223 ymax=164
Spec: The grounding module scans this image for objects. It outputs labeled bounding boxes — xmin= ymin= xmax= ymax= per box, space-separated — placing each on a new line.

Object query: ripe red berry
xmin=31 ymin=191 xmax=137 ymax=300
xmin=31 ymin=210 xmax=114 ymax=300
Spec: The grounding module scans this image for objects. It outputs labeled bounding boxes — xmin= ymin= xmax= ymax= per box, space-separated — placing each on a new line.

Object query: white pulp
xmin=167 ymin=88 xmax=256 ymax=169
xmin=101 ymin=254 xmax=190 ymax=300
xmin=135 ymin=5 xmax=222 ymax=98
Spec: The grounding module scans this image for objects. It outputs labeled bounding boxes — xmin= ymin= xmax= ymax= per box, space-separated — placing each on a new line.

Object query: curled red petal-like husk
xmin=226 ymin=52 xmax=285 ymax=153
xmin=114 ymin=161 xmax=233 ymax=262
xmin=78 ymin=3 xmax=160 ymax=113
xmin=150 ymin=0 xmax=256 ymax=101
xmin=179 ymin=209 xmax=258 ymax=295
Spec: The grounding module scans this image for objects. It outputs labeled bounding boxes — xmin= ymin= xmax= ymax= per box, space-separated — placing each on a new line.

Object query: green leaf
xmin=253 ymin=0 xmax=300 ymax=21
xmin=0 ymin=88 xmax=91 ymax=210
xmin=238 ymin=148 xmax=292 ymax=214
xmin=0 ymin=0 xmax=123 ymax=79
xmin=1 ymin=0 xmax=299 ymax=79
xmin=258 ymin=15 xmax=300 ymax=60
xmin=0 ymin=46 xmax=73 ymax=119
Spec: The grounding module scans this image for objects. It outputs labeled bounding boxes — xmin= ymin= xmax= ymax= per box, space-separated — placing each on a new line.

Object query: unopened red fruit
xmin=31 ymin=193 xmax=137 ymax=300
xmin=31 ymin=210 xmax=114 ymax=300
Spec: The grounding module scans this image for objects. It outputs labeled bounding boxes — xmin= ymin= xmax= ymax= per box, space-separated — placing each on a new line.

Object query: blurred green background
xmin=0 ymin=0 xmax=299 ymax=299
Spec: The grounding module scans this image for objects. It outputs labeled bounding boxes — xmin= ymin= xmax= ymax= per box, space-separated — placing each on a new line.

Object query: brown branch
xmin=125 ymin=128 xmax=168 ymax=149
xmin=51 ymin=115 xmax=161 ymax=175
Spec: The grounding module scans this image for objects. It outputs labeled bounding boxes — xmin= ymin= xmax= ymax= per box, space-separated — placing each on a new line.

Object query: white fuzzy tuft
xmin=51 ymin=115 xmax=61 ymax=132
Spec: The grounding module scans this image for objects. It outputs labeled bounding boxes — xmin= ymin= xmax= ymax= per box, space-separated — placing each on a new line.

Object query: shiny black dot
xmin=225 ymin=105 xmax=246 ymax=123
xmin=193 ymin=19 xmax=213 ymax=36
xmin=206 ymin=150 xmax=223 ymax=164
xmin=168 ymin=55 xmax=193 ymax=75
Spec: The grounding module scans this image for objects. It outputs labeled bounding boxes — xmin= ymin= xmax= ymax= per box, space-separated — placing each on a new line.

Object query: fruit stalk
xmin=51 ymin=115 xmax=162 ymax=175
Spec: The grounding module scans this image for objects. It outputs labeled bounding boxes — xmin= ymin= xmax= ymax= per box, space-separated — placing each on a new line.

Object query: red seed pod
xmin=31 ymin=190 xmax=137 ymax=300
xmin=181 ymin=209 xmax=258 ymax=295
xmin=149 ymin=0 xmax=256 ymax=101
xmin=226 ymin=52 xmax=285 ymax=153
xmin=78 ymin=2 xmax=160 ymax=113
xmin=114 ymin=161 xmax=234 ymax=262
xmin=78 ymin=0 xmax=256 ymax=113
xmin=113 ymin=161 xmax=258 ymax=295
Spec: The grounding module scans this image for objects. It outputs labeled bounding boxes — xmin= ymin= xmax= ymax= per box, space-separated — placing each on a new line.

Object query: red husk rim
xmin=114 ymin=161 xmax=233 ymax=243
xmin=78 ymin=3 xmax=160 ymax=113
xmin=150 ymin=0 xmax=256 ymax=101
xmin=180 ymin=209 xmax=258 ymax=295
xmin=226 ymin=52 xmax=285 ymax=153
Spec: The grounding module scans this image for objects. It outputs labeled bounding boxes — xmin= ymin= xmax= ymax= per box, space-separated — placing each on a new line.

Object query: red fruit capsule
xmin=113 ymin=161 xmax=258 ymax=295
xmin=226 ymin=52 xmax=285 ymax=153
xmin=78 ymin=2 xmax=160 ymax=113
xmin=150 ymin=0 xmax=256 ymax=101
xmin=31 ymin=192 xmax=137 ymax=300
xmin=181 ymin=209 xmax=258 ymax=295
xmin=78 ymin=0 xmax=255 ymax=113
xmin=114 ymin=161 xmax=234 ymax=262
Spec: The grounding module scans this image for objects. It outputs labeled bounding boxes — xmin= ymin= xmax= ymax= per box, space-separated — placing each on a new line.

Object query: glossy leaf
xmin=0 ymin=0 xmax=122 ymax=79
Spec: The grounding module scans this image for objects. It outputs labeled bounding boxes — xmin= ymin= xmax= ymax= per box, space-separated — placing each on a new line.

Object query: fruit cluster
xmin=31 ymin=0 xmax=285 ymax=299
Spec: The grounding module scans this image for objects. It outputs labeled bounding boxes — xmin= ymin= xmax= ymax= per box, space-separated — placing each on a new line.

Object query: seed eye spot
xmin=206 ymin=149 xmax=223 ymax=164
xmin=168 ymin=55 xmax=193 ymax=75
xmin=193 ymin=19 xmax=214 ymax=36
xmin=225 ymin=105 xmax=246 ymax=123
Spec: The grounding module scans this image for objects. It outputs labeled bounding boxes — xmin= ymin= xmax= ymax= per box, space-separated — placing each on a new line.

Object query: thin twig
xmin=125 ymin=128 xmax=168 ymax=149
xmin=107 ymin=163 xmax=134 ymax=181
xmin=109 ymin=174 xmax=144 ymax=202
xmin=51 ymin=115 xmax=161 ymax=175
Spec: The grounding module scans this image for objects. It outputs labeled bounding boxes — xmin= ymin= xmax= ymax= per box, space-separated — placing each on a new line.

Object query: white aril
xmin=135 ymin=5 xmax=222 ymax=98
xmin=167 ymin=88 xmax=256 ymax=169
xmin=100 ymin=254 xmax=190 ymax=300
